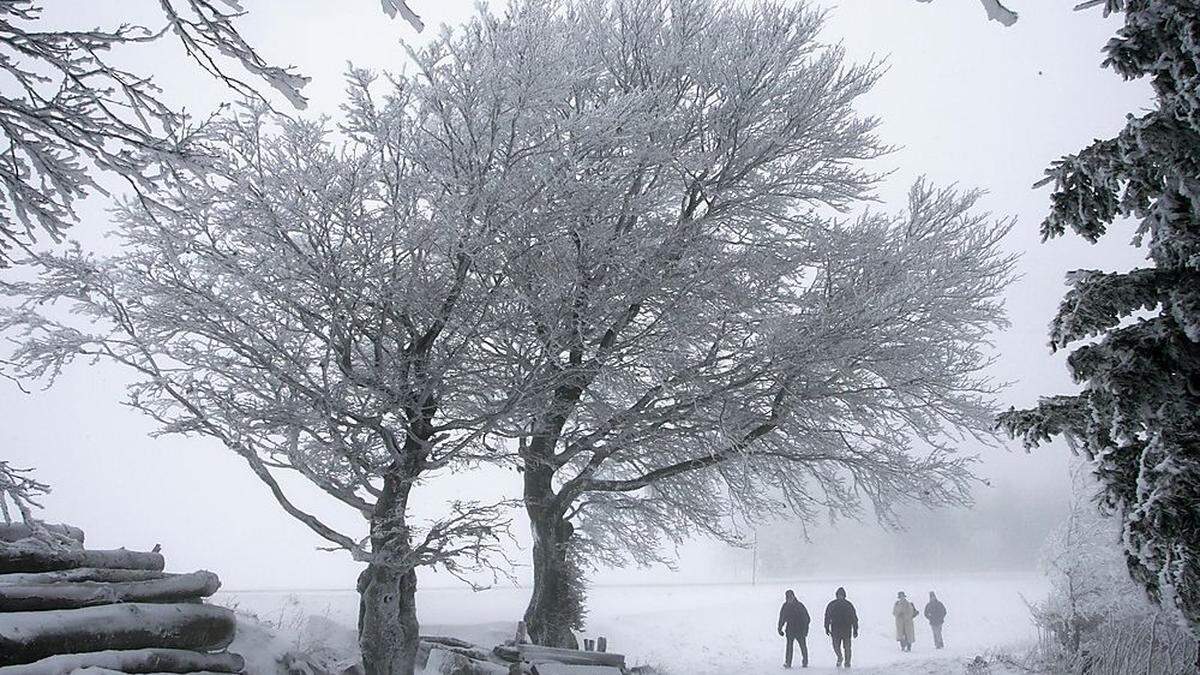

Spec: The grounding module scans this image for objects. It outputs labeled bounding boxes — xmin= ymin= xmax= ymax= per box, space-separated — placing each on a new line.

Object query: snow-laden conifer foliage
xmin=998 ymin=0 xmax=1200 ymax=653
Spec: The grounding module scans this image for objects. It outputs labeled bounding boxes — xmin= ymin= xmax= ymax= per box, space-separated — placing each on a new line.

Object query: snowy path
xmin=217 ymin=573 xmax=1043 ymax=675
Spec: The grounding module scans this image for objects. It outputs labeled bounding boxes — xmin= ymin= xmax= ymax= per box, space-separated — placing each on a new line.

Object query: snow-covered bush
xmin=1027 ymin=463 xmax=1198 ymax=674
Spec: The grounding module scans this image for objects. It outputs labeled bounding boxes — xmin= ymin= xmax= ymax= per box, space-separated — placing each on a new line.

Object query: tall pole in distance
xmin=752 ymin=530 xmax=758 ymax=586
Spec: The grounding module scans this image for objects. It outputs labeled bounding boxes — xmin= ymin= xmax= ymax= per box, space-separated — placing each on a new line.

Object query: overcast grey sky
xmin=0 ymin=0 xmax=1152 ymax=590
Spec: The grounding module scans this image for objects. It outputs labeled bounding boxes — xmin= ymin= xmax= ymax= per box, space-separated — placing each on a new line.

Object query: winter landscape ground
xmin=219 ymin=573 xmax=1045 ymax=674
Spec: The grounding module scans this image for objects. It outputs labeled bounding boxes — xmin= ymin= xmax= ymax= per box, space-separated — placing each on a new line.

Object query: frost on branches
xmin=404 ymin=0 xmax=1017 ymax=648
xmin=997 ymin=0 xmax=1200 ymax=656
xmin=0 ymin=0 xmax=312 ymax=265
xmin=915 ymin=0 xmax=1019 ymax=27
xmin=0 ymin=461 xmax=48 ymax=525
xmin=0 ymin=0 xmax=425 ymax=267
xmin=0 ymin=91 xmax=526 ymax=674
xmin=1028 ymin=463 xmax=1198 ymax=673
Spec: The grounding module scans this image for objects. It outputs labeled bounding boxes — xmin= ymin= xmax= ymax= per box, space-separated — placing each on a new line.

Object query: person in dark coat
xmin=924 ymin=591 xmax=947 ymax=649
xmin=777 ymin=589 xmax=810 ymax=668
xmin=823 ymin=587 xmax=859 ymax=668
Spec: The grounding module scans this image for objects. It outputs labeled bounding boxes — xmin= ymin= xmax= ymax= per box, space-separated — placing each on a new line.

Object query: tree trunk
xmin=358 ymin=472 xmax=420 ymax=675
xmin=522 ymin=467 xmax=583 ymax=649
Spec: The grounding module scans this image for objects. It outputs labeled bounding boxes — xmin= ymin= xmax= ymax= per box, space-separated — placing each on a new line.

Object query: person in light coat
xmin=893 ymin=591 xmax=918 ymax=652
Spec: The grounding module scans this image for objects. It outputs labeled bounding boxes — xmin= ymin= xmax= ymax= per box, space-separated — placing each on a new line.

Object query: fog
xmin=0 ymin=0 xmax=1151 ymax=591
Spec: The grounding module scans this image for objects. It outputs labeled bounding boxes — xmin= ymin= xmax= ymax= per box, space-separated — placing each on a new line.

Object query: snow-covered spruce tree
xmin=0 ymin=81 xmax=536 ymax=674
xmin=997 ymin=1 xmax=1200 ymax=661
xmin=407 ymin=0 xmax=1017 ymax=647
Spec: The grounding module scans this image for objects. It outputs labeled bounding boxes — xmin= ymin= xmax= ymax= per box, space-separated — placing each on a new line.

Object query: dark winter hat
xmin=786 ymin=589 xmax=796 ymax=600
xmin=836 ymin=587 xmax=846 ymax=598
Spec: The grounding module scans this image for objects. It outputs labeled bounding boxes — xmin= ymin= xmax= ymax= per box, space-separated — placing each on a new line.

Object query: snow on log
xmin=531 ymin=665 xmax=624 ymax=675
xmin=0 ymin=603 xmax=236 ymax=666
xmin=494 ymin=646 xmax=625 ymax=669
xmin=0 ymin=571 xmax=221 ymax=611
xmin=0 ymin=569 xmax=174 ymax=586
xmin=68 ymin=662 xmax=234 ymax=667
xmin=0 ymin=543 xmax=164 ymax=573
xmin=0 ymin=523 xmax=85 ymax=544
xmin=0 ymin=648 xmax=244 ymax=675
xmin=425 ymin=649 xmax=508 ymax=675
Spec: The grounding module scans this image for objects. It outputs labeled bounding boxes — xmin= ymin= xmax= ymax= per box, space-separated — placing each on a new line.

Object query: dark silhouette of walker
xmin=823 ymin=586 xmax=859 ymax=668
xmin=777 ymin=589 xmax=811 ymax=668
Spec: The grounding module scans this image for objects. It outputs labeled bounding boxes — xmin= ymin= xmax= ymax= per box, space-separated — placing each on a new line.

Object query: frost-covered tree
xmin=1032 ymin=463 xmax=1138 ymax=655
xmin=407 ymin=0 xmax=1017 ymax=647
xmin=0 ymin=0 xmax=425 ymax=265
xmin=997 ymin=1 xmax=1200 ymax=660
xmin=1028 ymin=463 xmax=1198 ymax=674
xmin=0 ymin=79 xmax=536 ymax=673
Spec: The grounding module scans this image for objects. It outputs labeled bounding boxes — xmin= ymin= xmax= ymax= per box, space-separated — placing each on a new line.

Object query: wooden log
xmin=0 ymin=571 xmax=221 ymax=611
xmin=493 ymin=645 xmax=521 ymax=663
xmin=0 ymin=648 xmax=243 ymax=675
xmin=0 ymin=523 xmax=85 ymax=545
xmin=421 ymin=635 xmax=476 ymax=649
xmin=69 ymin=669 xmax=233 ymax=675
xmin=0 ymin=603 xmax=236 ymax=666
xmin=68 ymin=662 xmax=234 ymax=667
xmin=425 ymin=649 xmax=508 ymax=675
xmin=530 ymin=666 xmax=623 ymax=675
xmin=0 ymin=543 xmax=163 ymax=574
xmin=510 ymin=646 xmax=624 ymax=669
xmin=0 ymin=569 xmax=174 ymax=586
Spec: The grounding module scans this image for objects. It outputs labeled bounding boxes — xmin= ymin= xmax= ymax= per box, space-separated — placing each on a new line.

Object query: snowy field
xmin=217 ymin=572 xmax=1045 ymax=674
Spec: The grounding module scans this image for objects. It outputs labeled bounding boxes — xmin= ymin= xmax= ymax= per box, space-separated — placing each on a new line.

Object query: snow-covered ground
xmin=216 ymin=572 xmax=1045 ymax=674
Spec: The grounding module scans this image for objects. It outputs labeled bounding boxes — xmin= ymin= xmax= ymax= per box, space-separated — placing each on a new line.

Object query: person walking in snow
xmin=924 ymin=591 xmax=947 ymax=649
xmin=893 ymin=591 xmax=918 ymax=652
xmin=777 ymin=589 xmax=811 ymax=668
xmin=823 ymin=586 xmax=858 ymax=668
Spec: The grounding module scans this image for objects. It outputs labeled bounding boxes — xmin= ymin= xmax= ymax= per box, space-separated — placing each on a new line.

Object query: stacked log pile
xmin=0 ymin=523 xmax=242 ymax=675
